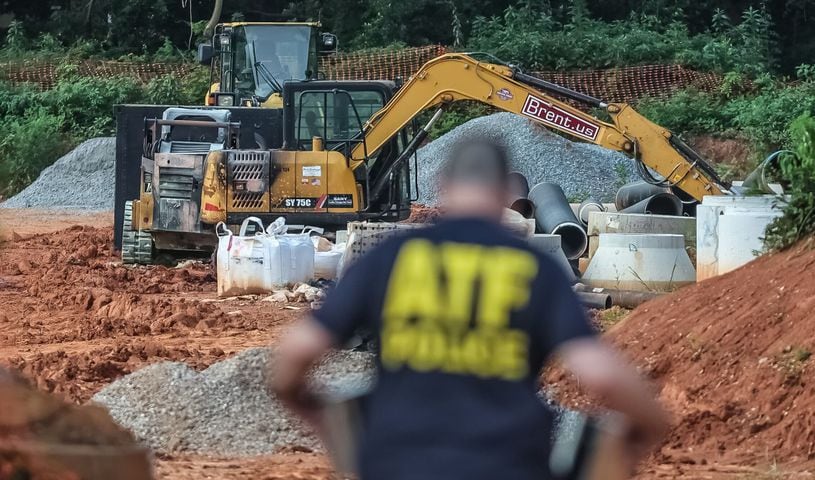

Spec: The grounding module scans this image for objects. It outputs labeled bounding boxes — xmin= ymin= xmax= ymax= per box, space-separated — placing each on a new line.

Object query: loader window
xmin=294 ymin=90 xmax=384 ymax=150
xmin=231 ymin=25 xmax=315 ymax=101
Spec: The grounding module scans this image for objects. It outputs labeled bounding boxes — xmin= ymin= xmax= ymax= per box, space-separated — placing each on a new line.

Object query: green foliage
xmin=46 ymin=75 xmax=143 ymax=138
xmin=796 ymin=64 xmax=815 ymax=81
xmin=180 ymin=67 xmax=213 ymax=105
xmin=726 ymin=83 xmax=815 ymax=149
xmin=637 ymin=80 xmax=815 ymax=152
xmin=427 ymin=102 xmax=495 ymax=139
xmin=638 ymin=90 xmax=728 ymax=134
xmin=0 ymin=64 xmax=206 ymax=195
xmin=146 ymin=75 xmax=184 ymax=105
xmin=469 ymin=5 xmax=775 ymax=74
xmin=764 ymin=115 xmax=815 ymax=250
xmin=0 ymin=110 xmax=71 ymax=196
xmin=4 ymin=20 xmax=27 ymax=54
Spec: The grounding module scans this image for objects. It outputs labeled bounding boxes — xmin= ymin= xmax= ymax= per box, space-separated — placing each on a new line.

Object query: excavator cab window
xmin=293 ymin=90 xmax=384 ymax=151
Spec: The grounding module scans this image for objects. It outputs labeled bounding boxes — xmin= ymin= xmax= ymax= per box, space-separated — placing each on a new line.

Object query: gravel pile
xmin=1 ymin=137 xmax=115 ymax=210
xmin=92 ymin=347 xmax=375 ymax=456
xmin=417 ymin=113 xmax=636 ymax=204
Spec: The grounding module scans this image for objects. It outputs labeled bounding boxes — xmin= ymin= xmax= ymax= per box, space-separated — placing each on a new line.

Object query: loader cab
xmin=198 ymin=22 xmax=338 ymax=108
xmin=281 ymin=80 xmax=418 ymax=218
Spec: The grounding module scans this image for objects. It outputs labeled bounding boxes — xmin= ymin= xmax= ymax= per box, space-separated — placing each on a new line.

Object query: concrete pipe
xmin=741 ymin=150 xmax=788 ymax=195
xmin=577 ymin=199 xmax=605 ymax=227
xmin=615 ymin=181 xmax=669 ymax=210
xmin=528 ymin=183 xmax=588 ymax=259
xmin=576 ymin=291 xmax=612 ymax=309
xmin=507 ymin=172 xmax=535 ymax=219
xmin=619 ymin=193 xmax=683 ymax=216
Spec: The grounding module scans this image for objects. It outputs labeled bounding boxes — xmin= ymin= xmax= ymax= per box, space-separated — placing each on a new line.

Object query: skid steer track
xmin=121 ymin=201 xmax=153 ymax=265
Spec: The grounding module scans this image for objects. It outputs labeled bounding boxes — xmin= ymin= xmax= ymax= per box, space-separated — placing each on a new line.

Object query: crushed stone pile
xmin=1 ymin=137 xmax=115 ymax=210
xmin=92 ymin=348 xmax=375 ymax=456
xmin=551 ymin=237 xmax=815 ymax=465
xmin=417 ymin=113 xmax=636 ymax=204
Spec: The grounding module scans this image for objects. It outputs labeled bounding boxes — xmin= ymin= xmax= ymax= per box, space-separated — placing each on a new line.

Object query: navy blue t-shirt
xmin=313 ymin=217 xmax=593 ymax=480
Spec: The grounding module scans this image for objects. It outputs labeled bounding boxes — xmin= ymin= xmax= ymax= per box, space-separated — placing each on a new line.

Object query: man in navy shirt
xmin=273 ymin=139 xmax=667 ymax=479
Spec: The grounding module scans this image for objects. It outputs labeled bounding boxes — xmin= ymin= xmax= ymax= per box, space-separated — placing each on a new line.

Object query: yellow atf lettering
xmin=382 ymin=239 xmax=442 ymax=321
xmin=381 ymin=326 xmax=416 ymax=371
xmin=477 ymin=247 xmax=538 ymax=329
xmin=439 ymin=243 xmax=483 ymax=327
xmin=379 ymin=241 xmax=537 ymax=380
xmin=408 ymin=327 xmax=447 ymax=372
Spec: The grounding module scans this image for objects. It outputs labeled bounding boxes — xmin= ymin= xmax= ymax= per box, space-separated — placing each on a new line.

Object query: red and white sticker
xmin=521 ymin=94 xmax=600 ymax=141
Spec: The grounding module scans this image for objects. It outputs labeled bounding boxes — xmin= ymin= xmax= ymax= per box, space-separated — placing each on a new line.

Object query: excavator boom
xmin=351 ymin=53 xmax=727 ymax=202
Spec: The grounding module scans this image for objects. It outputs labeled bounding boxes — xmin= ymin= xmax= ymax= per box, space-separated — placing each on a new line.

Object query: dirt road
xmin=1 ymin=207 xmax=812 ymax=479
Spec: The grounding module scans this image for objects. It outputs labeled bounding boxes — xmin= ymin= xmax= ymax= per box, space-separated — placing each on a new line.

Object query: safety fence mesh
xmin=0 ymin=61 xmax=196 ymax=91
xmin=0 ymin=45 xmax=722 ymax=103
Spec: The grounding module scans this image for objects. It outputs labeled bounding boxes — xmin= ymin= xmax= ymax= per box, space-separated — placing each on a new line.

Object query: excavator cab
xmin=197 ymin=22 xmax=338 ymax=109
xmin=281 ymin=80 xmax=417 ymax=220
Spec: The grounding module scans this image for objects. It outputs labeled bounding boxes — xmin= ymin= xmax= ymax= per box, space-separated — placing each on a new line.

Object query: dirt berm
xmin=553 ymin=238 xmax=815 ymax=466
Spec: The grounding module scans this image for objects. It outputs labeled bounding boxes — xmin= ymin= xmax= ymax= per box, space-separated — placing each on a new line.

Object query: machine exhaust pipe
xmin=619 ymin=193 xmax=683 ymax=216
xmin=528 ymin=183 xmax=588 ymax=259
xmin=615 ymin=181 xmax=669 ymax=210
xmin=576 ymin=291 xmax=612 ymax=309
xmin=204 ymin=0 xmax=224 ymax=37
xmin=506 ymin=172 xmax=534 ymax=219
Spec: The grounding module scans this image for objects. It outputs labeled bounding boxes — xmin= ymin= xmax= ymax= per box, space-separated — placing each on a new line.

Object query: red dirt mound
xmin=7 ymin=341 xmax=225 ymax=403
xmin=404 ymin=204 xmax=442 ymax=224
xmin=577 ymin=238 xmax=815 ymax=465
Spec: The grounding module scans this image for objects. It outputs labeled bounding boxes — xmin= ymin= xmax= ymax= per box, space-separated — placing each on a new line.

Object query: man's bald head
xmin=439 ymin=138 xmax=510 ymax=221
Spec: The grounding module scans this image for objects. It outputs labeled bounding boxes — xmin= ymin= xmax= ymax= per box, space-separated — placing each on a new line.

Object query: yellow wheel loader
xmin=120 ymin=52 xmax=731 ymax=264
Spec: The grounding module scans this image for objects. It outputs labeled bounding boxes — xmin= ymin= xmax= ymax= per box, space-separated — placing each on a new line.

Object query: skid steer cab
xmin=122 ymin=80 xmax=417 ymax=265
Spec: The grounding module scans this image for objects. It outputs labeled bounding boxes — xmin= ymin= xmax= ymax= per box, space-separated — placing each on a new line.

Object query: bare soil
xmin=551 ymin=238 xmax=815 ymax=476
xmin=2 ymin=207 xmax=815 ymax=479
xmin=688 ymin=135 xmax=757 ymax=180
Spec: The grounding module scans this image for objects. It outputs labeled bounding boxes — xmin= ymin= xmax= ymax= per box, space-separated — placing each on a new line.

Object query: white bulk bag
xmin=314 ymin=243 xmax=345 ymax=280
xmin=265 ymin=218 xmax=316 ymax=285
xmin=216 ymin=217 xmax=279 ymax=297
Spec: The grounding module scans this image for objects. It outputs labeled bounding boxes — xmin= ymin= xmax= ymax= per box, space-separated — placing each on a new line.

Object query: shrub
xmin=763 ymin=115 xmax=815 ymax=250
xmin=146 ymin=75 xmax=184 ymax=105
xmin=46 ymin=74 xmax=143 ymax=137
xmin=637 ymin=90 xmax=729 ymax=134
xmin=428 ymin=102 xmax=495 ymax=139
xmin=0 ymin=111 xmax=71 ymax=196
xmin=469 ymin=5 xmax=775 ymax=75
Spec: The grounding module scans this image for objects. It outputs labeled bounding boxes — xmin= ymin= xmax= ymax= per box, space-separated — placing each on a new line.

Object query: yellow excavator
xmin=121 ymin=52 xmax=730 ymax=264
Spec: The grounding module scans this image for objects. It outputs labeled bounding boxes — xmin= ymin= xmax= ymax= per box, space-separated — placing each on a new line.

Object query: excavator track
xmin=121 ymin=201 xmax=154 ymax=265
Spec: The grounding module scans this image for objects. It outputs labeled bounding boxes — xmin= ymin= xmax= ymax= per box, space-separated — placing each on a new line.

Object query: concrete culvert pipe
xmin=507 ymin=172 xmax=535 ymax=219
xmin=528 ymin=183 xmax=588 ymax=259
xmin=577 ymin=199 xmax=605 ymax=226
xmin=620 ymin=193 xmax=683 ymax=216
xmin=615 ymin=181 xmax=669 ymax=210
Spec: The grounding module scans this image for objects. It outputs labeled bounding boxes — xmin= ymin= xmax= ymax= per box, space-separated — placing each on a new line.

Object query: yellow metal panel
xmin=269 ymin=150 xmax=359 ymax=213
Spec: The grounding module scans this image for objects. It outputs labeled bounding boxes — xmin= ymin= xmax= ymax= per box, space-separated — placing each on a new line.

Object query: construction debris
xmin=261 ymin=283 xmax=326 ymax=303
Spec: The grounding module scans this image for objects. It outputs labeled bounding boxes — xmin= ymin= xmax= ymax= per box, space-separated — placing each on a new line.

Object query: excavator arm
xmin=350 ymin=53 xmax=728 ymax=201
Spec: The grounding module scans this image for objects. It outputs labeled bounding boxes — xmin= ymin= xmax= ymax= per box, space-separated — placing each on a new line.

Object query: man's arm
xmin=270 ymin=248 xmax=381 ymax=428
xmin=271 ymin=318 xmax=335 ymax=428
xmin=556 ymin=338 xmax=669 ymax=452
